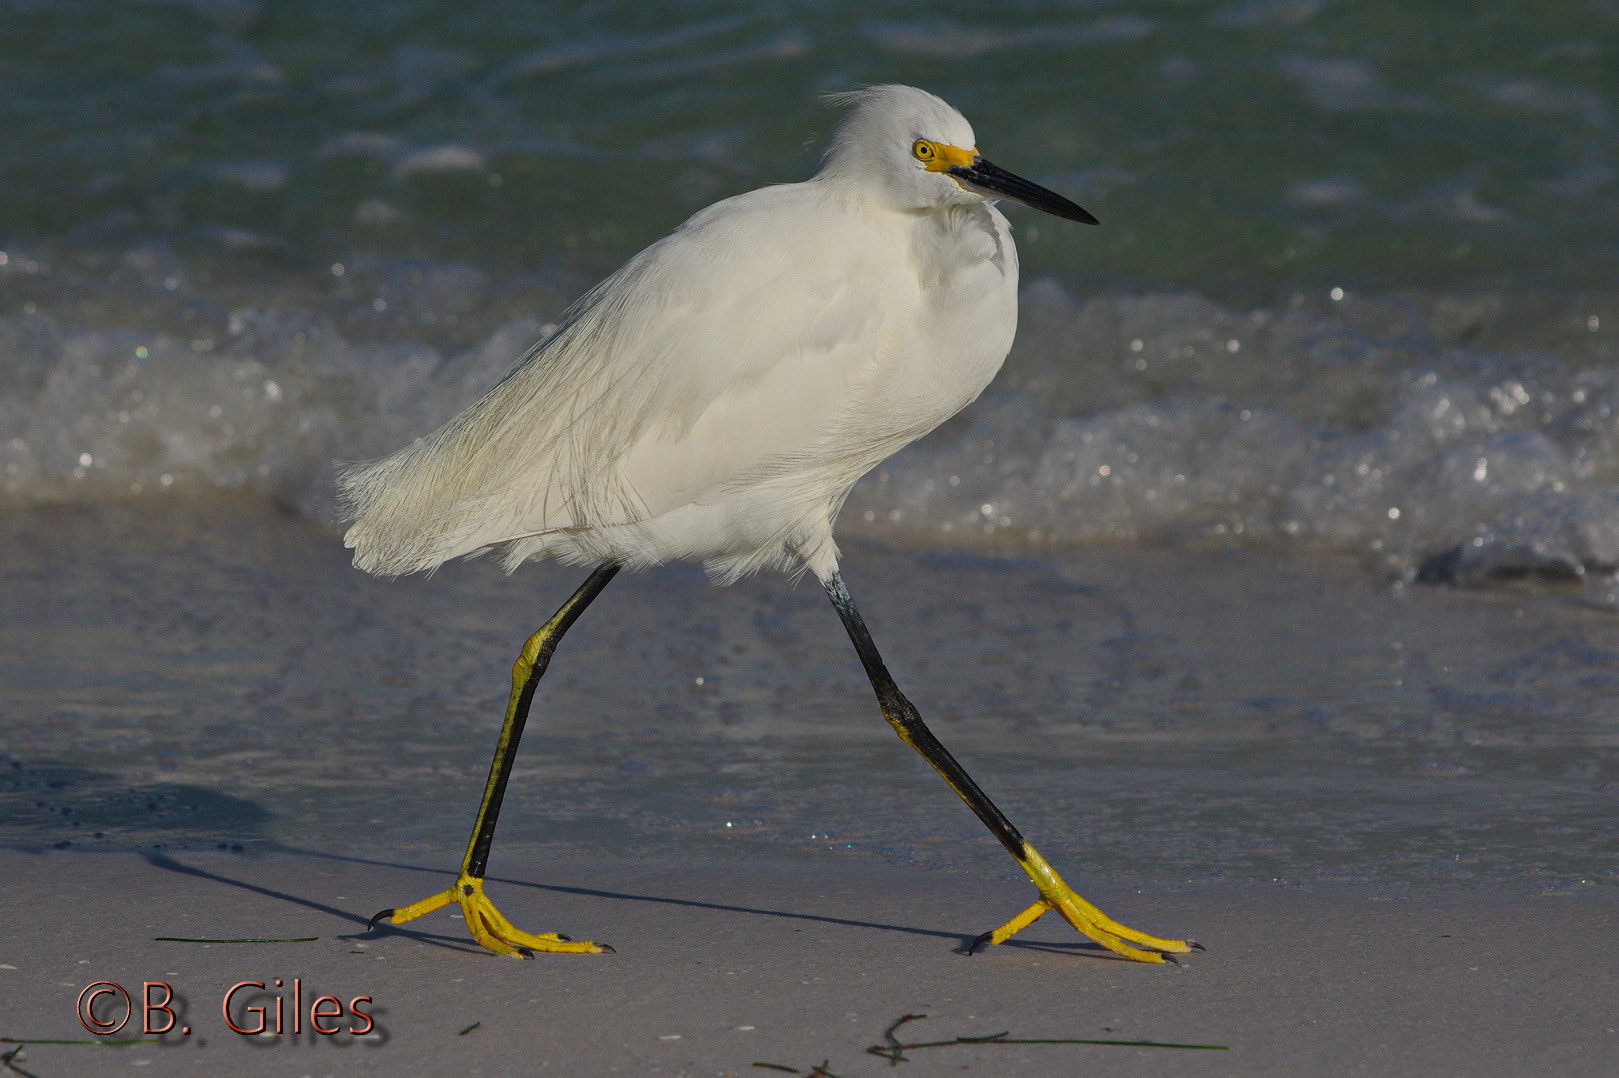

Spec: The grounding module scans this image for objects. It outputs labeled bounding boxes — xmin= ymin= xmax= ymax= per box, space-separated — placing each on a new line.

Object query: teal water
xmin=3 ymin=1 xmax=1618 ymax=584
xmin=5 ymin=7 xmax=1619 ymax=896
xmin=5 ymin=1 xmax=1614 ymax=291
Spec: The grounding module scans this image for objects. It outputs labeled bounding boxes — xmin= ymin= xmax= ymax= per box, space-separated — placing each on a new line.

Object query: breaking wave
xmin=5 ymin=254 xmax=1617 ymax=593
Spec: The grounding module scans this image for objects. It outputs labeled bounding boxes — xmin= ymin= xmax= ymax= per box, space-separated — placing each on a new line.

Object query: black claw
xmin=517 ymin=947 xmax=534 ymax=959
xmin=1189 ymin=940 xmax=1206 ymax=952
xmin=597 ymin=943 xmax=616 ymax=954
xmin=1163 ymin=953 xmax=1181 ymax=966
xmin=968 ymin=931 xmax=994 ymax=955
xmin=556 ymin=933 xmax=572 ymax=941
xmin=367 ymin=908 xmax=395 ymax=931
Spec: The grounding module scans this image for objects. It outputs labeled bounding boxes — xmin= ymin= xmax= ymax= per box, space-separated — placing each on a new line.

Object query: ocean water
xmin=3 ymin=0 xmax=1617 ymax=588
xmin=6 ymin=4 xmax=1619 ymax=900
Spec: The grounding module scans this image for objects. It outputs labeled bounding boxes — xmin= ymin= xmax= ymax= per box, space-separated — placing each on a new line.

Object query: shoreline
xmin=4 ymin=497 xmax=1618 ymax=1074
xmin=3 ymin=848 xmax=1615 ymax=1076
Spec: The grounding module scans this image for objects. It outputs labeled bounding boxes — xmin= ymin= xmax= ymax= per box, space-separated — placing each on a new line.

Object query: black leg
xmin=368 ymin=562 xmax=620 ymax=956
xmin=821 ymin=570 xmax=1193 ymax=962
xmin=465 ymin=561 xmax=620 ymax=878
xmin=822 ymin=570 xmax=1030 ymax=860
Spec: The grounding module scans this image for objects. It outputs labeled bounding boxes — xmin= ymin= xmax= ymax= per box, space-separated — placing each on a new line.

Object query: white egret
xmin=344 ymin=85 xmax=1194 ymax=964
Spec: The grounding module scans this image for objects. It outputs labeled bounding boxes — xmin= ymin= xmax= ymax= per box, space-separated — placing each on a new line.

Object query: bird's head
xmin=819 ymin=84 xmax=1097 ymax=225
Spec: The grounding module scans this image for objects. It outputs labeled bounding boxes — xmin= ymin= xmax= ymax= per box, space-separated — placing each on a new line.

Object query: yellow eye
xmin=912 ymin=140 xmax=935 ymax=161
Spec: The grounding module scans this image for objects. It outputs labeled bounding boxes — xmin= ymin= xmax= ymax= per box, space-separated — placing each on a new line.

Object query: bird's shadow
xmin=140 ymin=848 xmax=1124 ymax=960
xmin=141 ymin=850 xmax=486 ymax=956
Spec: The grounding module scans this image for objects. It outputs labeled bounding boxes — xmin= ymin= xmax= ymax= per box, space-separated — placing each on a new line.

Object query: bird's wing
xmin=340 ymin=183 xmax=905 ymax=575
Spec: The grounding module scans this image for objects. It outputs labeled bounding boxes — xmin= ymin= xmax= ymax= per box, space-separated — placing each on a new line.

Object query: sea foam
xmin=4 ymin=262 xmax=1617 ymax=590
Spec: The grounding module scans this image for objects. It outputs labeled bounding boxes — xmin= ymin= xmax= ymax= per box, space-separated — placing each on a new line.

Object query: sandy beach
xmin=2 ymin=849 xmax=1616 ymax=1076
xmin=3 ymin=497 xmax=1617 ymax=1075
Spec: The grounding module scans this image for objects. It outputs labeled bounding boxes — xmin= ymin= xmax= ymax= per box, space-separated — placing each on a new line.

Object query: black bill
xmin=948 ymin=157 xmax=1098 ymax=225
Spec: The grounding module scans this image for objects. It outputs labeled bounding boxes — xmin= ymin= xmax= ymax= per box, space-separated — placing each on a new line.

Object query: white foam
xmin=4 ymin=268 xmax=1617 ymax=583
xmin=393 ymin=145 xmax=488 ymax=179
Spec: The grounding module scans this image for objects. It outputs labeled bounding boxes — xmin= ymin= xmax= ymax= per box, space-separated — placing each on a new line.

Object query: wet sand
xmin=2 ymin=849 xmax=1616 ymax=1076
xmin=3 ymin=496 xmax=1618 ymax=1074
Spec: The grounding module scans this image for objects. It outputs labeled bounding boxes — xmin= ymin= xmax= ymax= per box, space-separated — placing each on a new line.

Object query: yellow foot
xmin=367 ymin=874 xmax=610 ymax=959
xmin=970 ymin=851 xmax=1200 ymax=964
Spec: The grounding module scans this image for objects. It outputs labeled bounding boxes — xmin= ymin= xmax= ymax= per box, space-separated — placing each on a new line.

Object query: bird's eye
xmin=912 ymin=140 xmax=934 ymax=160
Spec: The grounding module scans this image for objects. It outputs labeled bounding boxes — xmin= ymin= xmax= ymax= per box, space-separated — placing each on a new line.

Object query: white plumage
xmin=340 ymin=85 xmax=1029 ymax=585
xmin=347 ymin=85 xmax=1193 ymax=966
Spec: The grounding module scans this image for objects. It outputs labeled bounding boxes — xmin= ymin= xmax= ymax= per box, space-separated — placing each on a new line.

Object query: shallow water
xmin=3 ymin=1 xmax=1618 ymax=584
xmin=4 ymin=6 xmax=1617 ymax=906
xmin=4 ymin=499 xmax=1615 ymax=895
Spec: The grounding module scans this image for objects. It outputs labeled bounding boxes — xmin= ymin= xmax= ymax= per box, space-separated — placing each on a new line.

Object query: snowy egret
xmin=345 ymin=85 xmax=1194 ymax=964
